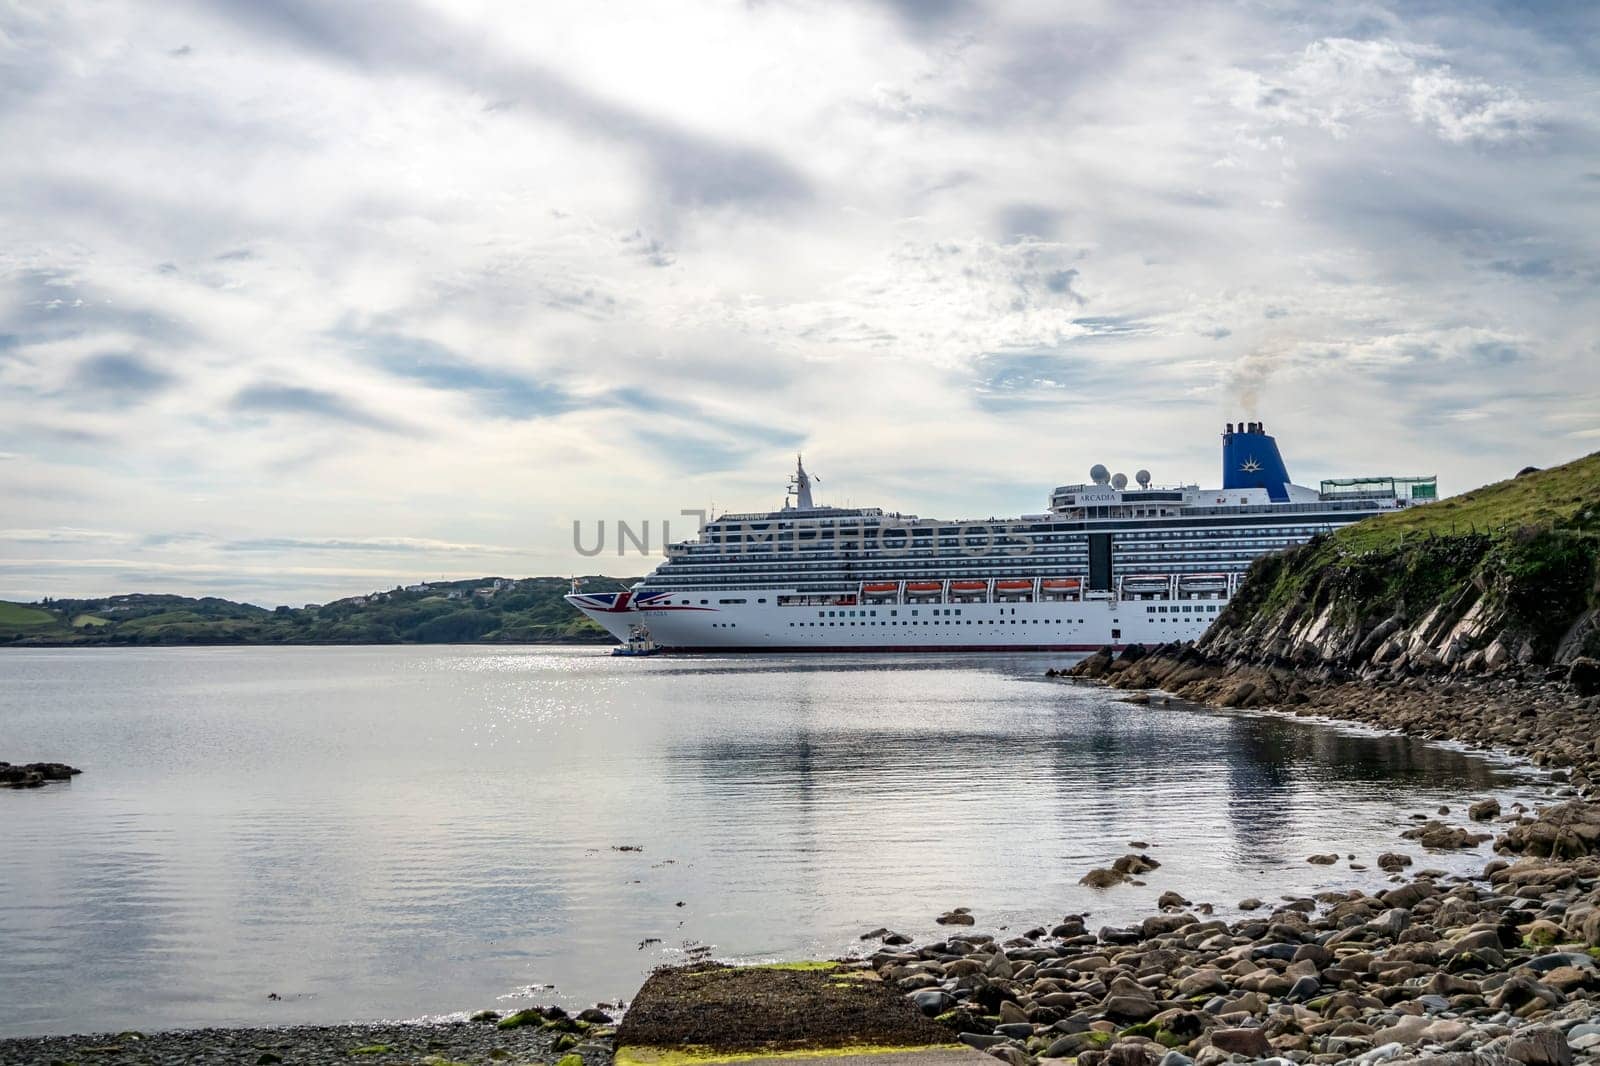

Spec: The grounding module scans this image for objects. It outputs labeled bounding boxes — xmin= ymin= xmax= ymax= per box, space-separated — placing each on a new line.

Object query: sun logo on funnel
xmin=1240 ymin=456 xmax=1262 ymax=473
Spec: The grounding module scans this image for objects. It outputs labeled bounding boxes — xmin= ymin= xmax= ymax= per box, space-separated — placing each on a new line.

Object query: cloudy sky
xmin=2 ymin=0 xmax=1597 ymax=605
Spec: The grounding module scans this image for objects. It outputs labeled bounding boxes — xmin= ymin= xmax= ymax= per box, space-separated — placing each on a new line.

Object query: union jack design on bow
xmin=570 ymin=590 xmax=632 ymax=612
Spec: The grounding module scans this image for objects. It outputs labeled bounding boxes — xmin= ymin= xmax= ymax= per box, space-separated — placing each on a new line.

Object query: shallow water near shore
xmin=0 ymin=646 xmax=1547 ymax=1037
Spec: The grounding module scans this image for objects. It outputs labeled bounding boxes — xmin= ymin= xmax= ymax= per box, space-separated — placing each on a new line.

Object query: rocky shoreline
xmin=860 ymin=790 xmax=1600 ymax=1066
xmin=15 ymin=649 xmax=1600 ymax=1066
xmin=832 ymin=643 xmax=1600 ymax=1066
xmin=0 ymin=1010 xmax=618 ymax=1066
xmin=1064 ymin=645 xmax=1600 ymax=791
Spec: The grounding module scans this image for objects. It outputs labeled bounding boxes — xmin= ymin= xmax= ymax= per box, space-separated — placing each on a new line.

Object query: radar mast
xmin=787 ymin=454 xmax=815 ymax=510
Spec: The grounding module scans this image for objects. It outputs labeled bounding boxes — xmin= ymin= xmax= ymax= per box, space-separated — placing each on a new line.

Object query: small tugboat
xmin=612 ymin=622 xmax=659 ymax=657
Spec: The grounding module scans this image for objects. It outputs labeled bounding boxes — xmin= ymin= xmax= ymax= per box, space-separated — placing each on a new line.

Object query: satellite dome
xmin=1089 ymin=464 xmax=1110 ymax=485
xmin=1111 ymin=472 xmax=1128 ymax=490
xmin=1136 ymin=469 xmax=1151 ymax=488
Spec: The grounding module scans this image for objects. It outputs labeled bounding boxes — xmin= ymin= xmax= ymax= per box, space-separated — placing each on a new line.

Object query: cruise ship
xmin=568 ymin=423 xmax=1435 ymax=652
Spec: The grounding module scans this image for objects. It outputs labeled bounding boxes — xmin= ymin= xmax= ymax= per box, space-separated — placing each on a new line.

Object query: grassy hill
xmin=1334 ymin=453 xmax=1600 ymax=552
xmin=1217 ymin=451 xmax=1600 ymax=667
xmin=0 ymin=577 xmax=641 ymax=647
xmin=0 ymin=602 xmax=57 ymax=629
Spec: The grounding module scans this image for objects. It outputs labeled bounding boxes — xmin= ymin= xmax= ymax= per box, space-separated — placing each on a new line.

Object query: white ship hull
xmin=566 ymin=423 xmax=1433 ymax=654
xmin=569 ymin=589 xmax=1222 ymax=652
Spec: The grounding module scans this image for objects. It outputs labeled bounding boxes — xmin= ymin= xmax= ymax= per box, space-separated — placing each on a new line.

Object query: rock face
xmin=1189 ymin=517 xmax=1599 ymax=680
xmin=0 ymin=762 xmax=81 ymax=789
xmin=1066 ymin=457 xmax=1600 ymax=729
xmin=1498 ymin=802 xmax=1600 ymax=858
xmin=1572 ymin=658 xmax=1600 ymax=698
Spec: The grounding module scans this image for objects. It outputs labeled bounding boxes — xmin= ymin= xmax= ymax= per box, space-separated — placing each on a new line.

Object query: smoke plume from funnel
xmin=1227 ymin=338 xmax=1295 ymax=419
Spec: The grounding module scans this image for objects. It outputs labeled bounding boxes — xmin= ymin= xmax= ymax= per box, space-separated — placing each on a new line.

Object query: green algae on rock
xmin=617 ymin=962 xmax=957 ymax=1060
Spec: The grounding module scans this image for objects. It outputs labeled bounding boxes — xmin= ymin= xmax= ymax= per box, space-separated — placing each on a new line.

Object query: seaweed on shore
xmin=616 ymin=963 xmax=954 ymax=1056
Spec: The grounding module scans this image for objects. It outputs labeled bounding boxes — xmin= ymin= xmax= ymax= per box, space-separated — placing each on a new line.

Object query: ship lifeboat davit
xmin=862 ymin=582 xmax=900 ymax=594
xmin=949 ymin=580 xmax=987 ymax=592
xmin=905 ymin=581 xmax=942 ymax=593
xmin=1041 ymin=578 xmax=1081 ymax=591
xmin=1178 ymin=573 xmax=1229 ymax=591
xmin=994 ymin=579 xmax=1033 ymax=591
xmin=1123 ymin=575 xmax=1171 ymax=594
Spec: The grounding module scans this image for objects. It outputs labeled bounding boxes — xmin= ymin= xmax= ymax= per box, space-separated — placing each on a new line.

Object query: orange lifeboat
xmin=1041 ymin=578 xmax=1081 ymax=590
xmin=862 ymin=582 xmax=900 ymax=593
xmin=905 ymin=581 xmax=942 ymax=593
xmin=995 ymin=579 xmax=1033 ymax=591
xmin=949 ymin=580 xmax=987 ymax=592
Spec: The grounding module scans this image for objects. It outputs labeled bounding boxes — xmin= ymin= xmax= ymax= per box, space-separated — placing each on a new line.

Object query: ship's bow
xmin=565 ymin=591 xmax=637 ymax=642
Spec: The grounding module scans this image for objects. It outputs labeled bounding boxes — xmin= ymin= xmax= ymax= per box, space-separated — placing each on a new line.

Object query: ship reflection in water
xmin=0 ymin=647 xmax=1537 ymax=1039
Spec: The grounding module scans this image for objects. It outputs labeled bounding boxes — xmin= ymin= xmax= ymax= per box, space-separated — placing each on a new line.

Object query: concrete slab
xmin=617 ymin=1046 xmax=993 ymax=1066
xmin=615 ymin=963 xmax=971 ymax=1066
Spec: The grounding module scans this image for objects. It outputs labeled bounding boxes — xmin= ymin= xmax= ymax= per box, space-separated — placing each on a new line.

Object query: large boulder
xmin=1208 ymin=1028 xmax=1272 ymax=1058
xmin=1501 ymin=1025 xmax=1573 ymax=1066
xmin=1497 ymin=802 xmax=1600 ymax=858
xmin=0 ymin=761 xmax=82 ymax=788
xmin=1401 ymin=820 xmax=1492 ymax=850
xmin=1570 ymin=658 xmax=1600 ymax=697
xmin=1074 ymin=648 xmax=1116 ymax=679
xmin=1113 ymin=853 xmax=1161 ymax=875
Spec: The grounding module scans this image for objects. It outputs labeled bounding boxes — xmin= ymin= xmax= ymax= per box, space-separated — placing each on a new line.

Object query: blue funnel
xmin=1222 ymin=423 xmax=1292 ymax=502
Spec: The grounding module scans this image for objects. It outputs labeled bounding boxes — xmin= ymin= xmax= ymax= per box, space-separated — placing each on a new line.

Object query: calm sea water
xmin=0 ymin=646 xmax=1543 ymax=1037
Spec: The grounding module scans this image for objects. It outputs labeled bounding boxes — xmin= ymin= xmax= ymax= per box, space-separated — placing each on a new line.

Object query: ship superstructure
xmin=568 ymin=424 xmax=1435 ymax=652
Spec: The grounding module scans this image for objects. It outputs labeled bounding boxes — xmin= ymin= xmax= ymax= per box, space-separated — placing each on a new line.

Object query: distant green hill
xmin=0 ymin=601 xmax=57 ymax=629
xmin=0 ymin=577 xmax=641 ymax=646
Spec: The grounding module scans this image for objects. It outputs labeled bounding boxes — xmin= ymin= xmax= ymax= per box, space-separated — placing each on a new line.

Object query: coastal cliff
xmin=1203 ymin=450 xmax=1599 ymax=678
xmin=1072 ymin=451 xmax=1600 ymax=777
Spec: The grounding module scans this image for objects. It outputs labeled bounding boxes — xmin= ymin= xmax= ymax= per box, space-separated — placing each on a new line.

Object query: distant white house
xmin=403 ymin=583 xmax=431 ymax=594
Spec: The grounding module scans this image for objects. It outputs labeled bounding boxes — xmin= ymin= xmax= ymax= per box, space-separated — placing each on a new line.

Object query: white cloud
xmin=0 ymin=0 xmax=1597 ymax=603
xmin=1407 ymin=67 xmax=1540 ymax=144
xmin=0 ymin=528 xmax=132 ymax=544
xmin=1223 ymin=37 xmax=1544 ymax=145
xmin=221 ymin=536 xmax=525 ymax=554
